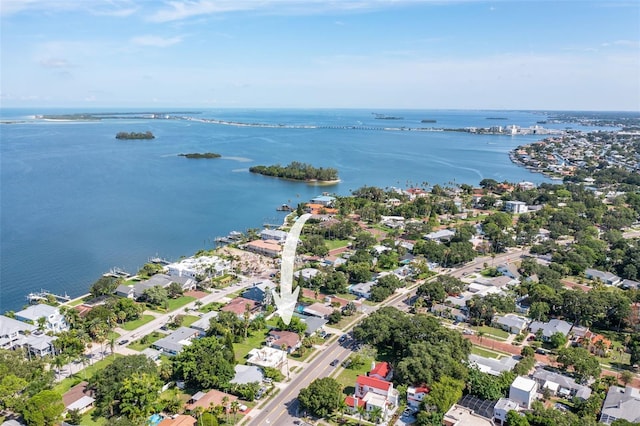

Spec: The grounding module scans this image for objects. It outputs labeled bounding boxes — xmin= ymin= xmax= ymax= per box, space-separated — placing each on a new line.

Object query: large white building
xmin=166 ymin=255 xmax=230 ymax=279
xmin=14 ymin=304 xmax=68 ymax=333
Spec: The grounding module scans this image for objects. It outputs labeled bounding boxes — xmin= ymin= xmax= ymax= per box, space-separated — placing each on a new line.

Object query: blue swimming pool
xmin=148 ymin=414 xmax=163 ymax=426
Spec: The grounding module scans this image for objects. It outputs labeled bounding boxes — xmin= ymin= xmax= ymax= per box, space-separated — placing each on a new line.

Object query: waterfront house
xmin=260 ymin=229 xmax=288 ymax=242
xmin=0 ymin=315 xmax=35 ymax=350
xmin=311 ymin=195 xmax=336 ymax=206
xmin=244 ymin=239 xmax=282 ymax=257
xmin=152 ymin=327 xmax=200 ymax=356
xmin=599 ymin=385 xmax=640 ymax=425
xmin=14 ymin=304 xmax=68 ymax=333
xmin=132 ymin=274 xmax=196 ymax=300
xmin=23 ymin=332 xmax=57 ymax=357
xmin=114 ymin=284 xmax=135 ymax=299
xmin=166 ymin=255 xmax=230 ymax=279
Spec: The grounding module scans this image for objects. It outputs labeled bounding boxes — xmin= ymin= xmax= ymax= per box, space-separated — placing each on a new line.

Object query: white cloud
xmin=148 ymin=0 xmax=253 ymax=23
xmin=39 ymin=57 xmax=73 ymax=68
xmin=130 ymin=35 xmax=184 ymax=47
xmin=147 ymin=0 xmax=448 ymax=23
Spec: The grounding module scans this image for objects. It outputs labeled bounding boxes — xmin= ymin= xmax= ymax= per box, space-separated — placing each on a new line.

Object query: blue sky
xmin=1 ymin=0 xmax=639 ymax=110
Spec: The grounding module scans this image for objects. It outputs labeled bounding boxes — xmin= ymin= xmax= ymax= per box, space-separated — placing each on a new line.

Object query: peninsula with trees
xmin=249 ymin=161 xmax=339 ymax=183
xmin=115 ymin=131 xmax=155 ymax=140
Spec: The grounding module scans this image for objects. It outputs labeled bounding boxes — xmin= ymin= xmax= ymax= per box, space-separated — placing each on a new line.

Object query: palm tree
xmin=369 ymin=406 xmax=383 ymax=424
xmin=230 ymin=400 xmax=240 ymax=423
xmin=356 ymin=405 xmax=367 ymax=426
xmin=477 ymin=330 xmax=485 ymax=343
xmin=222 ymin=395 xmax=230 ymax=423
xmin=243 ymin=303 xmax=251 ymax=340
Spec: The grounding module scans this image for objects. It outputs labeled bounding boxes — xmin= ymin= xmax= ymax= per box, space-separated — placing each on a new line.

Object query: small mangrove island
xmin=249 ymin=161 xmax=339 ymax=183
xmin=178 ymin=152 xmax=221 ymax=159
xmin=115 ymin=131 xmax=155 ymax=140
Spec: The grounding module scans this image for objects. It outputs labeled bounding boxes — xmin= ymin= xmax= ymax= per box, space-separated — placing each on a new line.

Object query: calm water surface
xmin=1 ymin=109 xmax=558 ymax=311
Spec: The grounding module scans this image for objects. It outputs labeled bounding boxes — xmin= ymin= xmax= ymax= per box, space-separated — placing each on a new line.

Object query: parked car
xmin=330 ymin=358 xmax=340 ymax=367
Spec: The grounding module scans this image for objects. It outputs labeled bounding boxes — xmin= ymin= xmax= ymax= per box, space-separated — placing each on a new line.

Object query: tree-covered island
xmin=115 ymin=131 xmax=155 ymax=140
xmin=178 ymin=152 xmax=221 ymax=159
xmin=249 ymin=161 xmax=339 ymax=182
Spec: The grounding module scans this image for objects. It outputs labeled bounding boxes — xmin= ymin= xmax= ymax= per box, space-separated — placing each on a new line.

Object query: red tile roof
xmin=221 ymin=297 xmax=259 ymax=316
xmin=357 ymin=375 xmax=392 ymax=391
xmin=369 ymin=361 xmax=390 ymax=379
xmin=345 ymin=395 xmax=366 ymax=408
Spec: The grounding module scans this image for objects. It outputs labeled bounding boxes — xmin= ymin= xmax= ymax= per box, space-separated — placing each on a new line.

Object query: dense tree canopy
xmin=298 ymin=377 xmax=343 ymax=418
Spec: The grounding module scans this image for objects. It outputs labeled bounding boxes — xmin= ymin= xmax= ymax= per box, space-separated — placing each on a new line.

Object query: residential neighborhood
xmin=2 ymin=171 xmax=640 ymax=426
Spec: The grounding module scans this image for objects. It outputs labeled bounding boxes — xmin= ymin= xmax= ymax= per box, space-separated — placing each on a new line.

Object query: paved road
xmin=243 ymin=248 xmax=530 ymax=425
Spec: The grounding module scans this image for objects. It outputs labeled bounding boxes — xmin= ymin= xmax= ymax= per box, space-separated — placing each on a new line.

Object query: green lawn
xmin=325 ymin=239 xmax=351 ymax=250
xmin=180 ymin=314 xmax=200 ymax=327
xmin=473 ymin=325 xmax=510 ymax=341
xmin=80 ymin=410 xmax=108 ymax=426
xmin=121 ymin=314 xmax=155 ymax=331
xmin=334 ymin=357 xmax=374 ymax=395
xmin=199 ymin=301 xmax=225 ymax=313
xmin=53 ymin=354 xmax=122 ymax=394
xmin=128 ymin=331 xmax=165 ymax=351
xmin=165 ymin=295 xmax=197 ymax=311
xmin=471 ymin=345 xmax=508 ymax=359
xmin=234 ymin=330 xmax=270 ymax=360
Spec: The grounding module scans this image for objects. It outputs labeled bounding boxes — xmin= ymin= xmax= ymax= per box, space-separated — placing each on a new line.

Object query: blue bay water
xmin=1 ymin=109 xmax=556 ymax=312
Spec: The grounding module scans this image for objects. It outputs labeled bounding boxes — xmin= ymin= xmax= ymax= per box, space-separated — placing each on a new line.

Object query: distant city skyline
xmin=1 ymin=0 xmax=639 ymax=111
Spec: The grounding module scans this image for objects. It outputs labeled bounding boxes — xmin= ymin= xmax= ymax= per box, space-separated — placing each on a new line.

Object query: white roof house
xmin=14 ymin=304 xmax=68 ymax=333
xmin=528 ymin=319 xmax=572 ymax=341
xmin=230 ymin=364 xmax=264 ymax=385
xmin=509 ymin=376 xmax=538 ymax=409
xmin=424 ymin=229 xmax=456 ymax=241
xmin=152 ymin=327 xmax=199 ymax=356
xmin=493 ymin=398 xmax=520 ymax=424
xmin=166 ymin=255 xmax=230 ymax=279
xmin=600 ymin=385 xmax=640 ymax=425
xmin=246 ymin=347 xmax=287 ymax=371
xmin=0 ymin=315 xmax=36 ymax=350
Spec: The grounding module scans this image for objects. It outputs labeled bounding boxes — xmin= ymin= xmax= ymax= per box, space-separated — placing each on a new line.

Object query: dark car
xmin=118 ymin=339 xmax=129 ymax=346
xmin=330 ymin=358 xmax=340 ymax=367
